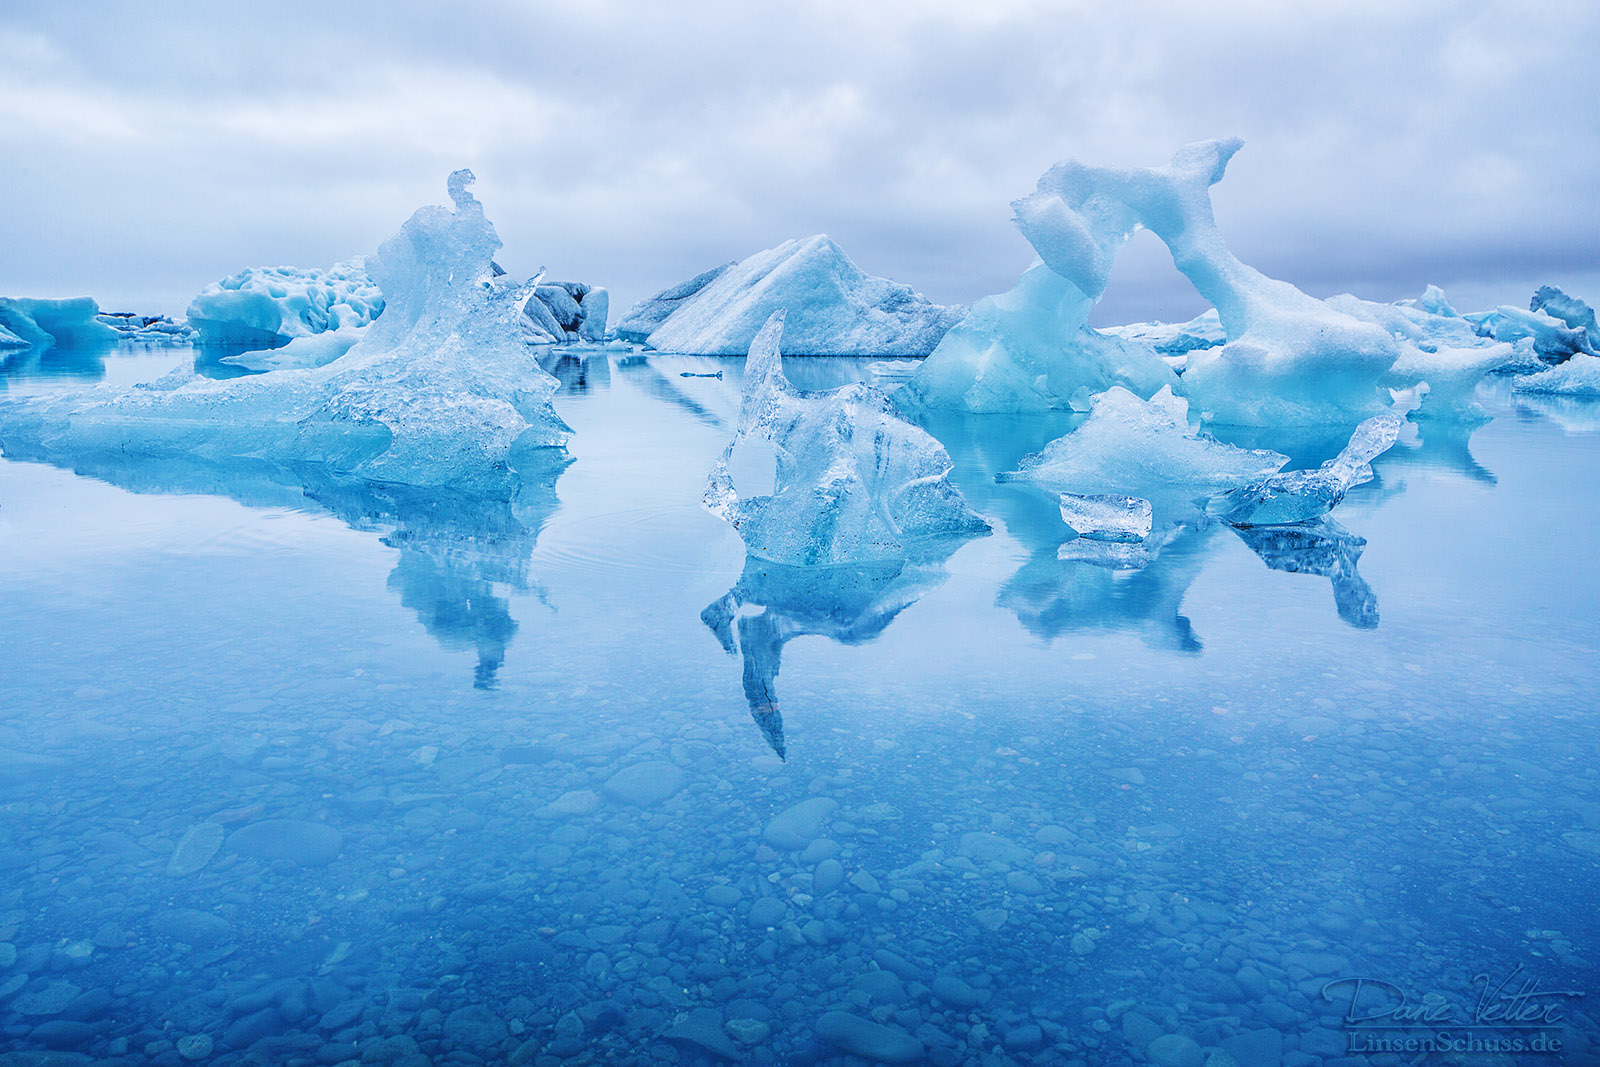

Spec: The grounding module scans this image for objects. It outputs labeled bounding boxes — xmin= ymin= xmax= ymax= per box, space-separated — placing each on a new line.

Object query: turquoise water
xmin=1 ymin=345 xmax=1597 ymax=1065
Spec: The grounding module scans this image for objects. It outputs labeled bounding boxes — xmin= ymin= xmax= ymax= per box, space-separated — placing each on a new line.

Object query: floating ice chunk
xmin=625 ymin=236 xmax=963 ymax=356
xmin=187 ymin=258 xmax=385 ymax=350
xmin=1058 ymin=493 xmax=1152 ymax=543
xmin=1009 ymin=139 xmax=1399 ymax=425
xmin=578 ymin=287 xmax=608 ymax=342
xmin=1513 ymin=354 xmax=1600 ymax=397
xmin=221 ymin=325 xmax=367 ymax=372
xmin=999 ymin=386 xmax=1286 ymax=504
xmin=0 ymin=170 xmax=569 ymax=490
xmin=1466 ymin=304 xmax=1596 ymax=359
xmin=95 ymin=312 xmax=197 ymax=343
xmin=0 ymin=296 xmax=119 ymax=350
xmin=1530 ymin=285 xmax=1597 ymax=344
xmin=703 ymin=310 xmax=988 ymax=564
xmin=1207 ymin=414 xmax=1402 ymax=526
xmin=1385 ymin=342 xmax=1514 ymax=420
xmin=904 ymin=262 xmax=1178 ymax=412
xmin=1413 ymin=284 xmax=1458 ymax=317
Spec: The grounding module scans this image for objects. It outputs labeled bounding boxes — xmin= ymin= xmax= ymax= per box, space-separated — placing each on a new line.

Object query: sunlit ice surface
xmin=1 ymin=345 xmax=1597 ymax=1065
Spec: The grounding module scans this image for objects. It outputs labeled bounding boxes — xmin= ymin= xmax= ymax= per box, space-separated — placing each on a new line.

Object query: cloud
xmin=0 ymin=1 xmax=1595 ymax=321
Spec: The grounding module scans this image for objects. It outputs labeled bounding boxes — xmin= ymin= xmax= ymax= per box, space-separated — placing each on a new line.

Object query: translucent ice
xmin=1005 ymin=139 xmax=1399 ymax=425
xmin=998 ymin=386 xmax=1286 ymax=505
xmin=1206 ymin=413 xmax=1402 ymax=526
xmin=904 ymin=261 xmax=1178 ymax=412
xmin=1058 ymin=493 xmax=1153 ymax=543
xmin=623 ymin=236 xmax=963 ymax=356
xmin=187 ymin=258 xmax=384 ymax=350
xmin=0 ymin=296 xmax=118 ymax=350
xmin=0 ymin=170 xmax=570 ymax=490
xmin=1513 ymin=354 xmax=1600 ymax=397
xmin=703 ymin=310 xmax=989 ymax=564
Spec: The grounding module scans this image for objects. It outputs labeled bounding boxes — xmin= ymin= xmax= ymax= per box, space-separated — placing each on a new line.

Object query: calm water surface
xmin=1 ymin=344 xmax=1597 ymax=1066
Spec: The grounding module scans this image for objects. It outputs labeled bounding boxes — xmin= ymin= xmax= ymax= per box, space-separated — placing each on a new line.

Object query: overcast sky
xmin=2 ymin=1 xmax=1596 ymax=325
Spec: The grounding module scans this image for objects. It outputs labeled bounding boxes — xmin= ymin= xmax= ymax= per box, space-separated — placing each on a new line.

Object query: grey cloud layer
xmin=1 ymin=0 xmax=1595 ymax=321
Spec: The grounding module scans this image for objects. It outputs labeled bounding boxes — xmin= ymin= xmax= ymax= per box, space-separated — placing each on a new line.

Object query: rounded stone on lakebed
xmin=816 ymin=1011 xmax=922 ymax=1063
xmin=226 ymin=819 xmax=343 ymax=866
xmin=763 ymin=797 xmax=837 ymax=850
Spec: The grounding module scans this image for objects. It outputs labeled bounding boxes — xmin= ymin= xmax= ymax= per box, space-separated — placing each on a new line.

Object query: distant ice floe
xmin=0 ymin=169 xmax=570 ymax=491
xmin=617 ymin=235 xmax=964 ymax=356
xmin=0 ymin=297 xmax=120 ymax=350
xmin=703 ymin=310 xmax=988 ymax=565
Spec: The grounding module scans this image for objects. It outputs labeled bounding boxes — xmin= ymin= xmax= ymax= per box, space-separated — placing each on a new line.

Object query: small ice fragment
xmin=1207 ymin=413 xmax=1402 ymax=526
xmin=1058 ymin=493 xmax=1152 ymax=543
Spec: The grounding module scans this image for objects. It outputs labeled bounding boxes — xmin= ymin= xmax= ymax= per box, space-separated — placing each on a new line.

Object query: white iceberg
xmin=187 ymin=258 xmax=385 ymax=350
xmin=0 ymin=296 xmax=119 ymax=350
xmin=1385 ymin=342 xmax=1515 ymax=420
xmin=1 ymin=170 xmax=570 ymax=490
xmin=94 ymin=311 xmax=197 ymax=344
xmin=903 ymin=261 xmax=1179 ymax=412
xmin=621 ymin=236 xmax=963 ymax=356
xmin=1206 ymin=414 xmax=1402 ymax=526
xmin=989 ymin=139 xmax=1399 ymax=425
xmin=998 ymin=386 xmax=1286 ymax=504
xmin=703 ymin=309 xmax=988 ymax=564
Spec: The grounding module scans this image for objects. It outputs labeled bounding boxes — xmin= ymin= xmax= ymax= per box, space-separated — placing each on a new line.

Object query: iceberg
xmin=998 ymin=386 xmax=1286 ymax=508
xmin=1513 ymin=354 xmax=1600 ymax=397
xmin=903 ymin=261 xmax=1179 ymax=412
xmin=1058 ymin=493 xmax=1152 ymax=543
xmin=620 ymin=236 xmax=964 ymax=356
xmin=1101 ymin=309 xmax=1226 ymax=359
xmin=187 ymin=258 xmax=385 ymax=350
xmin=1466 ymin=303 xmax=1596 ymax=360
xmin=529 ymin=281 xmax=609 ymax=343
xmin=1384 ymin=342 xmax=1515 ymax=420
xmin=614 ymin=262 xmax=733 ymax=343
xmin=0 ymin=296 xmax=119 ymax=350
xmin=1531 ymin=285 xmax=1598 ymax=344
xmin=992 ymin=139 xmax=1399 ymax=425
xmin=0 ymin=170 xmax=571 ymax=490
xmin=703 ymin=310 xmax=989 ymax=565
xmin=1206 ymin=413 xmax=1402 ymax=526
xmin=95 ymin=311 xmax=197 ymax=344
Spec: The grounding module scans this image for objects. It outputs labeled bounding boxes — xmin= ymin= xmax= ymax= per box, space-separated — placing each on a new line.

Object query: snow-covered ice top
xmin=187 ymin=258 xmax=385 ymax=349
xmin=703 ymin=310 xmax=989 ymax=564
xmin=0 ymin=170 xmax=569 ymax=490
xmin=624 ymin=236 xmax=964 ymax=356
xmin=1206 ymin=414 xmax=1403 ymax=526
xmin=999 ymin=386 xmax=1287 ymax=505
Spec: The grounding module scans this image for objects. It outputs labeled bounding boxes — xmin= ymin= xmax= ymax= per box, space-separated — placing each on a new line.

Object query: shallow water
xmin=1 ymin=344 xmax=1597 ymax=1066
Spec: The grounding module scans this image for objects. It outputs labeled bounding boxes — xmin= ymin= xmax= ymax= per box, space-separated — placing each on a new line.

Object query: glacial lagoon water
xmin=1 ymin=344 xmax=1598 ymax=1066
